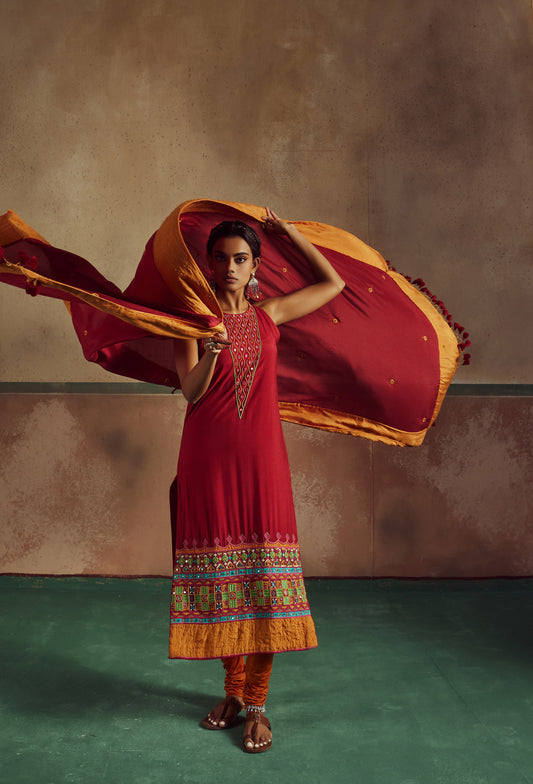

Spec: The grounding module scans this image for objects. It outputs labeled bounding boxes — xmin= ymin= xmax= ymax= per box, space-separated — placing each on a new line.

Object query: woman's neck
xmin=216 ymin=293 xmax=249 ymax=314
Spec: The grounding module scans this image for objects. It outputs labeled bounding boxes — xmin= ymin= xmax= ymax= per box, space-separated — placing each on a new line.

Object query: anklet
xmin=245 ymin=704 xmax=265 ymax=713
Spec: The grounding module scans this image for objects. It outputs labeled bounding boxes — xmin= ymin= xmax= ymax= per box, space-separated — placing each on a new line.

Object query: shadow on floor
xmin=0 ymin=642 xmax=216 ymax=720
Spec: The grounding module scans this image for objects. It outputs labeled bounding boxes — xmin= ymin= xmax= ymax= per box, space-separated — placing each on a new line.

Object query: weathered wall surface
xmin=1 ymin=394 xmax=532 ymax=577
xmin=1 ymin=1 xmax=532 ymax=576
xmin=1 ymin=0 xmax=531 ymax=383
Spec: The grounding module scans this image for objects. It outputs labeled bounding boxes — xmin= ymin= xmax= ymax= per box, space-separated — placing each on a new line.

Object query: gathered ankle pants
xmin=221 ymin=653 xmax=274 ymax=706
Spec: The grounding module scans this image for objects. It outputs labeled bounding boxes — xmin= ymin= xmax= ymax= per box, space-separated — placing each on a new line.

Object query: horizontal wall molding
xmin=0 ymin=382 xmax=172 ymax=394
xmin=0 ymin=383 xmax=532 ymax=396
xmin=446 ymin=384 xmax=533 ymax=397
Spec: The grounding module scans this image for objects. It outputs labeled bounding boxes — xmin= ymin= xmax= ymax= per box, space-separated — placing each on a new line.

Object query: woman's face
xmin=209 ymin=236 xmax=259 ymax=293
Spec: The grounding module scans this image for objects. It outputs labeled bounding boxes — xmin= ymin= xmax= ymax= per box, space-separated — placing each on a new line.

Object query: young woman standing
xmin=171 ymin=207 xmax=345 ymax=753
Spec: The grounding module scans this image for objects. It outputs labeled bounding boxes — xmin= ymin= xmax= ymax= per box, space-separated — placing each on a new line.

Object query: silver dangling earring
xmin=246 ymin=272 xmax=262 ymax=300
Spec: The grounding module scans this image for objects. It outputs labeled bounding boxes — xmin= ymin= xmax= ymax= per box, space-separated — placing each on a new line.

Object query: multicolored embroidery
xmin=174 ymin=544 xmax=302 ymax=577
xmin=170 ymin=541 xmax=311 ymax=625
xmin=223 ymin=307 xmax=261 ymax=418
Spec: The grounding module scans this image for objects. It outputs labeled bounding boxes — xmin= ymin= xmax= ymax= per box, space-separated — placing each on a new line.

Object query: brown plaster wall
xmin=373 ymin=396 xmax=533 ymax=577
xmin=1 ymin=2 xmax=532 ymax=577
xmin=1 ymin=394 xmax=532 ymax=578
xmin=1 ymin=0 xmax=532 ymax=383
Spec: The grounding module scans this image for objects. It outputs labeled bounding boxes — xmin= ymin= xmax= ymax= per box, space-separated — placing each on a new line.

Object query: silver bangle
xmin=245 ymin=704 xmax=266 ymax=713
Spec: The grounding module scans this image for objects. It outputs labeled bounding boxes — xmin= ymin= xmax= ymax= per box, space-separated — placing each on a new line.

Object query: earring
xmin=246 ymin=273 xmax=262 ymax=300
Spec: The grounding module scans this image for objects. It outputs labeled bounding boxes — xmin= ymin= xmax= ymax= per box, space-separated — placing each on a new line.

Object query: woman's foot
xmin=201 ymin=695 xmax=244 ymax=730
xmin=242 ymin=709 xmax=272 ymax=753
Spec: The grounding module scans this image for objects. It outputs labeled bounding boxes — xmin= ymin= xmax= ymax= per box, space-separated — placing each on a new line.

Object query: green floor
xmin=1 ymin=577 xmax=533 ymax=784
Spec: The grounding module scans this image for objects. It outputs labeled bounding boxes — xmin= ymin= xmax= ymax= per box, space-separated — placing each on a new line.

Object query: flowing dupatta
xmin=0 ymin=199 xmax=462 ymax=446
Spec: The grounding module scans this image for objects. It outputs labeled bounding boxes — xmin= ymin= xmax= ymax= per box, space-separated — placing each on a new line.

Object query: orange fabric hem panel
xmin=169 ymin=616 xmax=318 ymax=660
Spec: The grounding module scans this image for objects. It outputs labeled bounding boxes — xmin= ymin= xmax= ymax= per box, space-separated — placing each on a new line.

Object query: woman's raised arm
xmin=258 ymin=208 xmax=345 ymax=326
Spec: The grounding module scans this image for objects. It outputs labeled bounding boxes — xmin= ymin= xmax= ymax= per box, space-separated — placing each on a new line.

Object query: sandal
xmin=242 ymin=710 xmax=272 ymax=753
xmin=201 ymin=695 xmax=244 ymax=730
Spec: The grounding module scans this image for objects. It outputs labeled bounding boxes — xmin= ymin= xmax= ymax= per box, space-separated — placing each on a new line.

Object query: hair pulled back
xmin=207 ymin=220 xmax=261 ymax=259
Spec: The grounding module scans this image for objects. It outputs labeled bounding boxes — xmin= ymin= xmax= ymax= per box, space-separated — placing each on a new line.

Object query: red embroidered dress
xmin=169 ymin=305 xmax=318 ymax=659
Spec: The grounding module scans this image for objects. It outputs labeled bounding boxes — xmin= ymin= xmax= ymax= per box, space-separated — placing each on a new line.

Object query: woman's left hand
xmin=262 ymin=206 xmax=291 ymax=236
xmin=257 ymin=205 xmax=345 ymax=328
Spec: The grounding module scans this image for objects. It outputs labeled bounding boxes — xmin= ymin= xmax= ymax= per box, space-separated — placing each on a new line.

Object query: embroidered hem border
xmin=171 ymin=541 xmax=310 ymax=625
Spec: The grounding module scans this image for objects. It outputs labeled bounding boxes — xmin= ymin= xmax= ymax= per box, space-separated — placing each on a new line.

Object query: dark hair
xmin=207 ymin=220 xmax=261 ymax=259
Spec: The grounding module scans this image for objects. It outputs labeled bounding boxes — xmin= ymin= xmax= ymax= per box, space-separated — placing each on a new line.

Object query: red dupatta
xmin=0 ymin=199 xmax=462 ymax=446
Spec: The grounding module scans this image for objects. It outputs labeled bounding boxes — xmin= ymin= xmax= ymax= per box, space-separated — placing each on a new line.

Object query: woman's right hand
xmin=175 ymin=327 xmax=232 ymax=404
xmin=203 ymin=328 xmax=231 ymax=356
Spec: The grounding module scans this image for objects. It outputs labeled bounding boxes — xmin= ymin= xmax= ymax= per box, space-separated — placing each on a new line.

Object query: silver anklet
xmin=245 ymin=704 xmax=265 ymax=713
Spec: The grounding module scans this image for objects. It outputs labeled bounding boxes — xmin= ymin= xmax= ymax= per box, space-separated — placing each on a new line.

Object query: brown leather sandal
xmin=201 ymin=695 xmax=244 ymax=730
xmin=242 ymin=711 xmax=272 ymax=753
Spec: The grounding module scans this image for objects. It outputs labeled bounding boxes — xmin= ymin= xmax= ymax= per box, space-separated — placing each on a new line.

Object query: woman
xmin=171 ymin=207 xmax=345 ymax=753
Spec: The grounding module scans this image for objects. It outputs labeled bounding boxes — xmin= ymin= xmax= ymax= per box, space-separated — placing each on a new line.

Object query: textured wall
xmin=1 ymin=393 xmax=532 ymax=577
xmin=1 ymin=1 xmax=532 ymax=577
xmin=1 ymin=0 xmax=532 ymax=382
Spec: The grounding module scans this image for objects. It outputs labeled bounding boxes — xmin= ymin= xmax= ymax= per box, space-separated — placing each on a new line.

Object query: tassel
xmin=391 ymin=258 xmax=471 ymax=366
xmin=16 ymin=251 xmax=38 ymax=270
xmin=25 ymin=279 xmax=40 ymax=297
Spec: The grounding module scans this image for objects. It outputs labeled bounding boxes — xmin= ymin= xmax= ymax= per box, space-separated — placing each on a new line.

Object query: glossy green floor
xmin=1 ymin=577 xmax=533 ymax=784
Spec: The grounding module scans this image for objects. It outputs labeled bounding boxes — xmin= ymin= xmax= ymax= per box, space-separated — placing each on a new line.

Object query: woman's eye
xmin=235 ymin=257 xmax=247 ymax=264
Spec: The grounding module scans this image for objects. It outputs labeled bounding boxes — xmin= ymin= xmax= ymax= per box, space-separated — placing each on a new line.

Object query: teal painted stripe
xmin=0 ymin=383 xmax=532 ymax=396
xmin=446 ymin=384 xmax=533 ymax=397
xmin=0 ymin=382 xmax=175 ymax=394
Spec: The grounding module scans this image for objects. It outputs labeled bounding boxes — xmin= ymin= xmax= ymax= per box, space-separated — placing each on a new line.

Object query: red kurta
xmin=169 ymin=305 xmax=318 ymax=659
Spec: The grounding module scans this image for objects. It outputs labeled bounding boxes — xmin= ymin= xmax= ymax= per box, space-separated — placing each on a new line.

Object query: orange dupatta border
xmin=1 ymin=202 xmax=460 ymax=446
xmin=0 ymin=209 xmax=221 ymax=340
xmin=154 ymin=200 xmax=459 ymax=445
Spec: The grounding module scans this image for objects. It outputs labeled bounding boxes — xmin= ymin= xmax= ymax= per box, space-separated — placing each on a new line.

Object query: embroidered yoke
xmin=169 ymin=305 xmax=317 ymax=659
